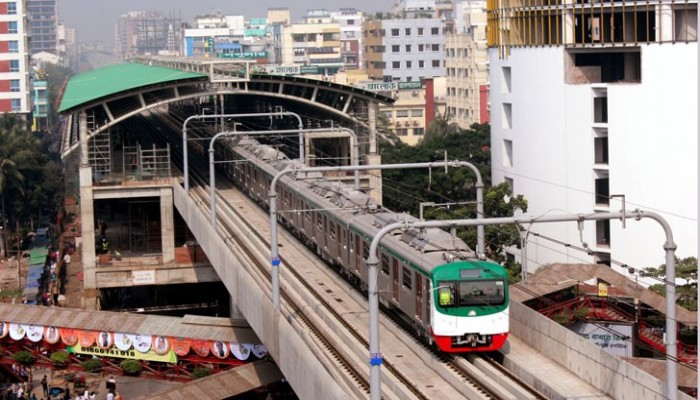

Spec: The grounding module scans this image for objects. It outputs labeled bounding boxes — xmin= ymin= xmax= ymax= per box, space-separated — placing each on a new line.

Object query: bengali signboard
xmin=132 ymin=270 xmax=156 ymax=285
xmin=68 ymin=343 xmax=177 ymax=363
xmin=359 ymin=81 xmax=423 ymax=92
xmin=265 ymin=65 xmax=321 ymax=76
xmin=571 ymin=322 xmax=633 ymax=357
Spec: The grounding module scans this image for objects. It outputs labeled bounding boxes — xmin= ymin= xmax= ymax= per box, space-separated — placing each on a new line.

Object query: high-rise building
xmin=329 ymin=9 xmax=364 ymax=70
xmin=116 ymin=11 xmax=181 ymax=57
xmin=445 ymin=1 xmax=489 ymax=128
xmin=487 ymin=0 xmax=697 ymax=273
xmin=363 ymin=17 xmax=446 ymax=82
xmin=0 ymin=0 xmax=31 ymax=116
xmin=273 ymin=17 xmax=343 ymax=74
xmin=26 ymin=0 xmax=57 ymax=55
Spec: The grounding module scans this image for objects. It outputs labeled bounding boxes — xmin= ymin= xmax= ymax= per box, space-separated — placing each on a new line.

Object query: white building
xmin=445 ymin=1 xmax=489 ymax=128
xmin=487 ymin=0 xmax=698 ymax=274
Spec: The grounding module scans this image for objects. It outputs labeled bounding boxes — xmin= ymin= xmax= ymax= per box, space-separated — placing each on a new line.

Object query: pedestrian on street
xmin=41 ymin=375 xmax=48 ymax=398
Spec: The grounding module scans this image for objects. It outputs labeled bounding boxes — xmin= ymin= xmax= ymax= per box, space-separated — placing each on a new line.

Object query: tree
xmin=378 ymin=124 xmax=528 ymax=281
xmin=644 ymin=257 xmax=697 ymax=311
xmin=422 ymin=110 xmax=461 ymax=143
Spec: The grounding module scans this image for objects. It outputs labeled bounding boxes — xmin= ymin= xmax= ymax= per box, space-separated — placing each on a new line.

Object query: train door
xmin=349 ymin=234 xmax=356 ymax=271
xmin=355 ymin=235 xmax=362 ymax=274
xmin=415 ymin=274 xmax=423 ymax=321
xmin=392 ymin=259 xmax=400 ymax=303
xmin=424 ymin=276 xmax=431 ymax=325
xmin=337 ymin=224 xmax=344 ymax=262
xmin=323 ymin=215 xmax=328 ymax=250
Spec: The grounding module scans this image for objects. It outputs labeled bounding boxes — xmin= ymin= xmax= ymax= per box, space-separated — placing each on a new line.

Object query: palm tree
xmin=0 ymin=114 xmax=39 ymax=255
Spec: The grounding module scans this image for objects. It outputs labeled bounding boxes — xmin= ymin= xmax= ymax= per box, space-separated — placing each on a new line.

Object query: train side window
xmin=402 ymin=266 xmax=412 ymax=290
xmin=362 ymin=241 xmax=369 ymax=260
xmin=329 ymin=222 xmax=336 ymax=240
xmin=305 ymin=203 xmax=312 ymax=221
xmin=381 ymin=254 xmax=390 ymax=275
xmin=316 ymin=213 xmax=323 ymax=230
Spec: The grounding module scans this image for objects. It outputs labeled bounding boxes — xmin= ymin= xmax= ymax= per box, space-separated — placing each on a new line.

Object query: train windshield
xmin=437 ymin=280 xmax=506 ymax=308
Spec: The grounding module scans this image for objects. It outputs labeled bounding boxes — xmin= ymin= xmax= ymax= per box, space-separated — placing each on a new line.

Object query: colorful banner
xmin=230 ymin=343 xmax=250 ymax=361
xmin=152 ymin=336 xmax=170 ymax=355
xmin=78 ymin=330 xmax=96 ymax=347
xmin=113 ymin=333 xmax=136 ymax=352
xmin=0 ymin=322 xmax=7 ymax=339
xmin=44 ymin=326 xmax=60 ymax=344
xmin=59 ymin=328 xmax=78 ymax=346
xmin=211 ymin=341 xmax=229 ymax=359
xmin=170 ymin=337 xmax=191 ymax=357
xmin=67 ymin=343 xmax=177 ymax=363
xmin=191 ymin=340 xmax=210 ymax=357
xmin=9 ymin=323 xmax=28 ymax=341
xmin=26 ymin=325 xmax=44 ymax=342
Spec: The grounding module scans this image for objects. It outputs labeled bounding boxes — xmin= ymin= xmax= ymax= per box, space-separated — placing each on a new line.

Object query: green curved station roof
xmin=59 ymin=63 xmax=207 ymax=113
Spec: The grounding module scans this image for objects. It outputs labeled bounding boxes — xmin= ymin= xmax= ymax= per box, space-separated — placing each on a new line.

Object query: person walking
xmin=41 ymin=375 xmax=48 ymax=398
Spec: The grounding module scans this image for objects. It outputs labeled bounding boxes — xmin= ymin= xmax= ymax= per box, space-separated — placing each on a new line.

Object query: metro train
xmin=211 ymin=136 xmax=509 ymax=353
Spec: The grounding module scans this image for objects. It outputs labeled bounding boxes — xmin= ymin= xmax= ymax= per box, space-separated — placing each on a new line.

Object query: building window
xmin=392 ymin=61 xmax=400 ymax=69
xmin=431 ymin=60 xmax=440 ymax=67
xmin=431 ymin=27 xmax=439 ymax=35
xmin=8 ymin=21 xmax=17 ymax=34
xmin=595 ymin=177 xmax=610 ymax=206
xmin=594 ymin=96 xmax=608 ymax=123
xmin=7 ymin=2 xmax=16 ymax=15
xmin=10 ymin=80 xmax=20 ymax=92
xmin=392 ymin=45 xmax=400 ymax=52
xmin=405 ymin=28 xmax=411 ymax=35
xmin=502 ymin=103 xmax=512 ymax=129
xmin=396 ymin=128 xmax=408 ymax=136
xmin=413 ymin=128 xmax=425 ymax=136
xmin=418 ymin=60 xmax=424 ymax=68
xmin=391 ymin=28 xmax=399 ymax=36
xmin=417 ymin=27 xmax=424 ymax=36
xmin=9 ymin=60 xmax=19 ymax=72
xmin=411 ymin=109 xmax=423 ymax=117
xmin=9 ymin=41 xmax=18 ymax=53
xmin=501 ymin=66 xmax=512 ymax=93
xmin=347 ymin=19 xmax=355 ymax=25
xmin=405 ymin=44 xmax=411 ymax=52
xmin=431 ymin=44 xmax=440 ymax=51
xmin=396 ymin=110 xmax=409 ymax=118
xmin=594 ymin=137 xmax=609 ymax=165
xmin=596 ymin=219 xmax=611 ymax=247
xmin=406 ymin=60 xmax=412 ymax=68
xmin=10 ymin=99 xmax=20 ymax=111
xmin=418 ymin=44 xmax=424 ymax=52
xmin=502 ymin=139 xmax=513 ymax=167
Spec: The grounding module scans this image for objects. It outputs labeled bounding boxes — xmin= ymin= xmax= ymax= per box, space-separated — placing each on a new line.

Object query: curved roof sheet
xmin=59 ymin=63 xmax=207 ymax=113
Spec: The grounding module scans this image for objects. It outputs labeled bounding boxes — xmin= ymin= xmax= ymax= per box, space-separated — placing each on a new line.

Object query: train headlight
xmin=468 ymin=310 xmax=477 ymax=316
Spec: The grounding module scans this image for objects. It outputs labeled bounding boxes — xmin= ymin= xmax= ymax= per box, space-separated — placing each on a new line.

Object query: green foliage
xmin=379 ymin=124 xmax=528 ymax=280
xmin=192 ymin=366 xmax=213 ymax=379
xmin=644 ymin=257 xmax=697 ymax=311
xmin=119 ymin=359 xmax=142 ymax=375
xmin=13 ymin=350 xmax=36 ymax=366
xmin=81 ymin=358 xmax=103 ymax=373
xmin=50 ymin=351 xmax=69 ymax=367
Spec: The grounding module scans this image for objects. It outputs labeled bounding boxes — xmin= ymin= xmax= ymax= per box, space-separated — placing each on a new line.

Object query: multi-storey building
xmin=329 ymin=9 xmax=364 ymax=70
xmin=26 ymin=0 xmax=56 ymax=55
xmin=57 ymin=21 xmax=78 ymax=70
xmin=445 ymin=1 xmax=489 ymax=128
xmin=116 ymin=11 xmax=180 ymax=57
xmin=0 ymin=1 xmax=31 ymax=116
xmin=363 ymin=17 xmax=446 ymax=82
xmin=487 ymin=0 xmax=697 ymax=273
xmin=273 ymin=18 xmax=343 ymax=74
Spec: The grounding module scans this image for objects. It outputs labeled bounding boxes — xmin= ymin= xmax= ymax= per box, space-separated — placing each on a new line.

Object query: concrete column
xmin=230 ymin=294 xmax=242 ymax=319
xmin=365 ymin=154 xmax=383 ymax=205
xmin=658 ymin=4 xmax=674 ymax=42
xmin=368 ymin=101 xmax=378 ymax=155
xmin=78 ymin=112 xmax=98 ymax=309
xmin=160 ymin=187 xmax=175 ymax=264
xmin=79 ymin=166 xmax=97 ymax=310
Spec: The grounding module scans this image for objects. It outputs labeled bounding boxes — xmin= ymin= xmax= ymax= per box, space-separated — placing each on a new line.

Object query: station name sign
xmin=265 ymin=65 xmax=320 ymax=75
xmin=360 ymin=81 xmax=423 ymax=92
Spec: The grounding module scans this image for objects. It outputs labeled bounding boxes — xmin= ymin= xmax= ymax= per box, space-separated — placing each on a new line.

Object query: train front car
xmin=429 ymin=260 xmax=509 ymax=353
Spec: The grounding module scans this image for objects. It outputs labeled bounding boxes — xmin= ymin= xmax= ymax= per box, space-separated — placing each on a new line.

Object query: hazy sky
xmin=58 ymin=0 xmax=398 ymax=44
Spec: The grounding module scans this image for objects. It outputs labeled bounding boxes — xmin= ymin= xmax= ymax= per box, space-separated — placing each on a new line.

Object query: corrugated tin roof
xmin=138 ymin=360 xmax=283 ymax=400
xmin=511 ymin=263 xmax=697 ymax=326
xmin=0 ymin=304 xmax=260 ymax=342
xmin=58 ymin=63 xmax=207 ymax=113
